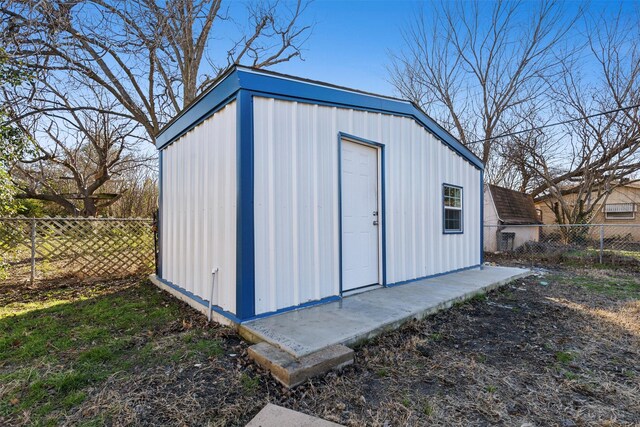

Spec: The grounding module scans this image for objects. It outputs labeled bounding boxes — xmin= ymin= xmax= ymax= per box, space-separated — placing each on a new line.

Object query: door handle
xmin=373 ymin=220 xmax=379 ymax=226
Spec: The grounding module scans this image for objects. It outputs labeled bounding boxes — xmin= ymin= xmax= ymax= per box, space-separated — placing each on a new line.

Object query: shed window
xmin=604 ymin=203 xmax=635 ymax=220
xmin=443 ymin=185 xmax=463 ymax=233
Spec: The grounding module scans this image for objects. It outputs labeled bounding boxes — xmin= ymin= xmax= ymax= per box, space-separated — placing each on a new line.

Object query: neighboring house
xmin=534 ymin=183 xmax=640 ymax=241
xmin=152 ymin=66 xmax=484 ymax=326
xmin=483 ymin=184 xmax=541 ymax=252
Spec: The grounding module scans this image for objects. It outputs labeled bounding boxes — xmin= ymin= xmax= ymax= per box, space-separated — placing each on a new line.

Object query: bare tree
xmin=104 ymin=166 xmax=158 ymax=218
xmin=1 ymin=0 xmax=311 ymax=144
xmin=389 ymin=0 xmax=577 ymax=180
xmin=7 ymin=85 xmax=152 ymax=217
xmin=0 ymin=0 xmax=310 ymax=216
xmin=508 ymin=10 xmax=640 ymax=224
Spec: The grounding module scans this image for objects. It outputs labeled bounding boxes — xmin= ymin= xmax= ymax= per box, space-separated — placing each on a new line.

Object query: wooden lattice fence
xmin=0 ymin=217 xmax=155 ymax=284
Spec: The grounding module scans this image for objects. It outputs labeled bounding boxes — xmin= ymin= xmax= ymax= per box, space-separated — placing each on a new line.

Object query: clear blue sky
xmin=270 ymin=0 xmax=421 ymax=96
xmin=266 ymin=0 xmax=637 ymax=98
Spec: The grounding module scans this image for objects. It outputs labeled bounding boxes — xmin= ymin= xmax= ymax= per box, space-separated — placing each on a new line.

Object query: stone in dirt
xmin=246 ymin=403 xmax=343 ymax=426
xmin=247 ymin=342 xmax=353 ymax=388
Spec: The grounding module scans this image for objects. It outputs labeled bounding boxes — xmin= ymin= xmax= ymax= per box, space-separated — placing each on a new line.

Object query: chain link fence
xmin=484 ymin=224 xmax=640 ymax=267
xmin=0 ymin=217 xmax=156 ymax=285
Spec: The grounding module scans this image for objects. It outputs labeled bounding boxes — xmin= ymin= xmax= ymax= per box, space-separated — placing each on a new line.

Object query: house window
xmin=604 ymin=203 xmax=636 ymax=220
xmin=443 ymin=184 xmax=463 ymax=233
xmin=536 ymin=208 xmax=543 ymax=222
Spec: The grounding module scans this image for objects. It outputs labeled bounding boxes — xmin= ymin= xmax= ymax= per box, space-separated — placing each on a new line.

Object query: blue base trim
xmin=154 ymin=275 xmax=340 ymax=324
xmin=248 ymin=265 xmax=482 ymax=320
xmin=154 ymin=264 xmax=481 ymax=325
xmin=153 ymin=276 xmax=242 ymax=324
xmin=386 ymin=264 xmax=482 ymax=288
xmin=245 ymin=295 xmax=342 ymax=322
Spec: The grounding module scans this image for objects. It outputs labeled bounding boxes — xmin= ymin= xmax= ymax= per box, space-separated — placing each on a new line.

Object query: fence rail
xmin=0 ymin=217 xmax=155 ymax=284
xmin=484 ymin=223 xmax=640 ymax=266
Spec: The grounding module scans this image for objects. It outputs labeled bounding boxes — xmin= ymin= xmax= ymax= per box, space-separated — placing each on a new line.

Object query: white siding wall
xmin=504 ymin=225 xmax=540 ymax=249
xmin=161 ymin=102 xmax=237 ymax=313
xmin=483 ymin=186 xmax=500 ymax=252
xmin=253 ymin=97 xmax=481 ymax=315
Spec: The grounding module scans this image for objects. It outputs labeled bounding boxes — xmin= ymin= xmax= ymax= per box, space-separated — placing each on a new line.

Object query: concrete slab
xmin=247 ymin=342 xmax=354 ymax=388
xmin=240 ymin=266 xmax=530 ymax=358
xmin=246 ymin=404 xmax=343 ymax=427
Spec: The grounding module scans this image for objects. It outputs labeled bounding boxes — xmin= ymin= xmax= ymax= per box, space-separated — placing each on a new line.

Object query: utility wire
xmin=468 ymin=103 xmax=640 ymax=144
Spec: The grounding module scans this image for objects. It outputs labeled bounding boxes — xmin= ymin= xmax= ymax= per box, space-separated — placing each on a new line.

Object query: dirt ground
xmin=1 ymin=265 xmax=639 ymax=426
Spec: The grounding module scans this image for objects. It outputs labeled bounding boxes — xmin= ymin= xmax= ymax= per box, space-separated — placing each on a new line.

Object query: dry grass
xmin=1 ymin=267 xmax=639 ymax=426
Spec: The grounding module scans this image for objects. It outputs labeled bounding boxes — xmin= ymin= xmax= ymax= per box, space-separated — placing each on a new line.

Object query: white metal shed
xmin=153 ymin=66 xmax=484 ymax=325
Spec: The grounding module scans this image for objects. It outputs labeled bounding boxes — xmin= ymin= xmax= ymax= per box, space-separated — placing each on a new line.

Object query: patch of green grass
xmin=485 ymin=385 xmax=497 ymax=393
xmin=240 ymin=373 xmax=260 ymax=393
xmin=430 ymin=333 xmax=444 ymax=342
xmin=568 ymin=248 xmax=640 ymax=262
xmin=452 ymin=293 xmax=487 ymax=309
xmin=574 ymin=277 xmax=640 ymax=299
xmin=502 ymin=291 xmax=515 ymax=300
xmin=401 ymin=396 xmax=411 ymax=407
xmin=188 ymin=338 xmax=224 ymax=358
xmin=556 ymin=351 xmax=575 ymax=364
xmin=62 ymin=390 xmax=87 ymax=408
xmin=77 ymin=345 xmax=118 ymax=364
xmin=422 ymin=401 xmax=434 ymax=416
xmin=375 ymin=368 xmax=389 ymax=378
xmin=48 ymin=370 xmax=94 ymax=394
xmin=0 ymin=281 xmax=188 ymax=425
xmin=563 ymin=371 xmax=579 ymax=380
xmin=470 ymin=293 xmax=487 ymax=303
xmin=166 ymin=334 xmax=223 ymax=363
xmin=548 ymin=272 xmax=640 ymax=300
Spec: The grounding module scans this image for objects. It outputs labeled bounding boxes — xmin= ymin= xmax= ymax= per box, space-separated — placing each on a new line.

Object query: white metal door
xmin=341 ymin=139 xmax=380 ymax=291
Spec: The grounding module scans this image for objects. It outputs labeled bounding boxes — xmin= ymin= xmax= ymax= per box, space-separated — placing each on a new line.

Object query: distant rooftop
xmin=488 ymin=184 xmax=541 ymax=225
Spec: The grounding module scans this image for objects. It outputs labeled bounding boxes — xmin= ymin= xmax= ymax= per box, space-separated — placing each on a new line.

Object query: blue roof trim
xmin=156 ymin=69 xmax=241 ymax=148
xmin=156 ymin=66 xmax=483 ymax=170
xmin=236 ymin=69 xmax=482 ymax=170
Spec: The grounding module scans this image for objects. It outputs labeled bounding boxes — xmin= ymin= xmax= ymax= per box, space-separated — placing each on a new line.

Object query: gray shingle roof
xmin=489 ymin=184 xmax=541 ymax=225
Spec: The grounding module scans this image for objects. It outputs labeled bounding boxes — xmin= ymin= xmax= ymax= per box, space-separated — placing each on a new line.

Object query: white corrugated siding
xmin=161 ymin=102 xmax=237 ymax=313
xmin=253 ymin=97 xmax=481 ymax=315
